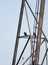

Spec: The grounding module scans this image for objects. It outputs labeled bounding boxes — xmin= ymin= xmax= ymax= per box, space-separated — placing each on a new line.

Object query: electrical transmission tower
xmin=12 ymin=0 xmax=48 ymax=65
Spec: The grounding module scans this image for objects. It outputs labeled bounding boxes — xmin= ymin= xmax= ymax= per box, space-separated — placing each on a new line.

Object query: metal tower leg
xmin=12 ymin=0 xmax=25 ymax=65
xmin=34 ymin=0 xmax=45 ymax=64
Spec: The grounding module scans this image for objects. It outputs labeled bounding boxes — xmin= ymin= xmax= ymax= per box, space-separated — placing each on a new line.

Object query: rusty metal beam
xmin=34 ymin=0 xmax=45 ymax=64
xmin=12 ymin=0 xmax=25 ymax=65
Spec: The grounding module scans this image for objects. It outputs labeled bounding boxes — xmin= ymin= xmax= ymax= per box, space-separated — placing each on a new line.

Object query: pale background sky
xmin=0 ymin=0 xmax=48 ymax=65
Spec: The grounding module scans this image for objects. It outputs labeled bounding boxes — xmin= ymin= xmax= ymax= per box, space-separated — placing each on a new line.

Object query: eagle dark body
xmin=33 ymin=32 xmax=36 ymax=37
xmin=24 ymin=32 xmax=27 ymax=36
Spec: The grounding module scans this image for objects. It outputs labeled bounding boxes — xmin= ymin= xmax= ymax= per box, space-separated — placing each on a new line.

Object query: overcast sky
xmin=0 ymin=0 xmax=48 ymax=65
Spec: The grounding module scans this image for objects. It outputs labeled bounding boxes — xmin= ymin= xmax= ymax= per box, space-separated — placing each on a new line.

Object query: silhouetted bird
xmin=24 ymin=32 xmax=27 ymax=36
xmin=33 ymin=32 xmax=36 ymax=37
xmin=32 ymin=60 xmax=34 ymax=65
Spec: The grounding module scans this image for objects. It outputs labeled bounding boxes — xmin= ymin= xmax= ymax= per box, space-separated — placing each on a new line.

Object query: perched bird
xmin=33 ymin=32 xmax=36 ymax=37
xmin=24 ymin=32 xmax=27 ymax=36
xmin=32 ymin=60 xmax=34 ymax=65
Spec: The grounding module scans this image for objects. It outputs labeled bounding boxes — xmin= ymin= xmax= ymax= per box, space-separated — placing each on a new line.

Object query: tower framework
xmin=12 ymin=0 xmax=48 ymax=65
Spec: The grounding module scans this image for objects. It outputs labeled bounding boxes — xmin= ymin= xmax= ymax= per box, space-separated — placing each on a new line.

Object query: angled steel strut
xmin=16 ymin=36 xmax=30 ymax=65
xmin=12 ymin=0 xmax=25 ymax=65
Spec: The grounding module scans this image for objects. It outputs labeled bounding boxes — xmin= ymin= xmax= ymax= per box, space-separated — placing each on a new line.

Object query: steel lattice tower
xmin=12 ymin=0 xmax=48 ymax=65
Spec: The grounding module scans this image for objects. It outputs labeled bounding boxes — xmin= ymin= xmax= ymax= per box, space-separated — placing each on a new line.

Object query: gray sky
xmin=0 ymin=0 xmax=48 ymax=65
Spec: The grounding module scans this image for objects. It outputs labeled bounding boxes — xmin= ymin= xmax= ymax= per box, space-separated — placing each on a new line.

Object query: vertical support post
xmin=32 ymin=0 xmax=40 ymax=65
xmin=47 ymin=48 xmax=48 ymax=65
xmin=34 ymin=0 xmax=45 ymax=64
xmin=12 ymin=0 xmax=25 ymax=65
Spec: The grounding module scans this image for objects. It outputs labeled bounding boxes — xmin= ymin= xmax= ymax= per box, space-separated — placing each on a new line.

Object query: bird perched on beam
xmin=33 ymin=32 xmax=36 ymax=37
xmin=32 ymin=60 xmax=34 ymax=65
xmin=24 ymin=32 xmax=27 ymax=36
